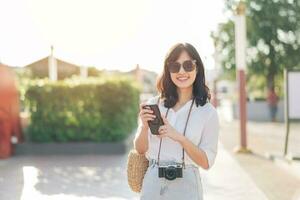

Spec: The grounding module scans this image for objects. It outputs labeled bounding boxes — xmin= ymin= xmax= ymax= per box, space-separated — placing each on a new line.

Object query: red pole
xmin=238 ymin=69 xmax=247 ymax=149
xmin=234 ymin=2 xmax=251 ymax=154
xmin=211 ymin=80 xmax=218 ymax=108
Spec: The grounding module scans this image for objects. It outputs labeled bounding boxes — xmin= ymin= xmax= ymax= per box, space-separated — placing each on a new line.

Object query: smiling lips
xmin=176 ymin=76 xmax=189 ymax=82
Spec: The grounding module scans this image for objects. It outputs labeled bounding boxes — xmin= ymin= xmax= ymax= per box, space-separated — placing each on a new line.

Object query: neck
xmin=177 ymin=86 xmax=193 ymax=104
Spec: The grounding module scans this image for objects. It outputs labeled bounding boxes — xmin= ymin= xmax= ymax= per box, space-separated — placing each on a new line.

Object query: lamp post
xmin=212 ymin=41 xmax=221 ymax=108
xmin=234 ymin=1 xmax=251 ymax=153
xmin=80 ymin=66 xmax=88 ymax=78
xmin=48 ymin=45 xmax=57 ymax=81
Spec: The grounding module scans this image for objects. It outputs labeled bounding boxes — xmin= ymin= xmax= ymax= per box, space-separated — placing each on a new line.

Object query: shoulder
xmin=195 ymin=102 xmax=218 ymax=120
xmin=195 ymin=102 xmax=216 ymax=113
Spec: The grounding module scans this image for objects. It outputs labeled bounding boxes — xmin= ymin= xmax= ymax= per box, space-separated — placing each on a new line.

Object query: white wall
xmin=233 ymin=101 xmax=284 ymax=122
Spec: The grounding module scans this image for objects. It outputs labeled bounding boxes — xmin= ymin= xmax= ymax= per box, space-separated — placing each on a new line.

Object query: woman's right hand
xmin=139 ymin=102 xmax=156 ymax=129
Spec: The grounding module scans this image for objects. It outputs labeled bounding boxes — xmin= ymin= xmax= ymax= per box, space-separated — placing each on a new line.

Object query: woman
xmin=133 ymin=43 xmax=219 ymax=199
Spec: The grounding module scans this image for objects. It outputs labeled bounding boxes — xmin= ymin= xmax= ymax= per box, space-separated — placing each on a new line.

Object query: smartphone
xmin=142 ymin=104 xmax=164 ymax=135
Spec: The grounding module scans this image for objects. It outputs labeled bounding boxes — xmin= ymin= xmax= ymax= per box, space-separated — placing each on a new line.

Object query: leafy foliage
xmin=212 ymin=0 xmax=300 ymax=97
xmin=25 ymin=77 xmax=140 ymax=142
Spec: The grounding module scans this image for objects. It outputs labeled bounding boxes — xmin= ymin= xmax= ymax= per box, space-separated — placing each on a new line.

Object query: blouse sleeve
xmin=198 ymin=108 xmax=219 ymax=169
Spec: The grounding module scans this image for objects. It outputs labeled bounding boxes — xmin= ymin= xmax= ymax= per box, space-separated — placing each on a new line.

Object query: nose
xmin=178 ymin=64 xmax=186 ymax=74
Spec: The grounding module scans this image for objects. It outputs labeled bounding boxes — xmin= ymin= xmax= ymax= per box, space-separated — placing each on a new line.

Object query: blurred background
xmin=0 ymin=0 xmax=300 ymax=200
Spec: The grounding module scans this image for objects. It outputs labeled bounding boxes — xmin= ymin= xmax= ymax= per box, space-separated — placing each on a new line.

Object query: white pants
xmin=140 ymin=160 xmax=203 ymax=200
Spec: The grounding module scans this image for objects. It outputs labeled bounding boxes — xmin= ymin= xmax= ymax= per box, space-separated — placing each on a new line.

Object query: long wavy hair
xmin=156 ymin=42 xmax=210 ymax=108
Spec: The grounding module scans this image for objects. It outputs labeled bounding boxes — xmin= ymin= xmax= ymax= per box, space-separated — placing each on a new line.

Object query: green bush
xmin=25 ymin=77 xmax=140 ymax=142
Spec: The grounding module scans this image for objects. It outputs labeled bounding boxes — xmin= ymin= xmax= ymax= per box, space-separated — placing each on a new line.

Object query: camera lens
xmin=165 ymin=166 xmax=177 ymax=180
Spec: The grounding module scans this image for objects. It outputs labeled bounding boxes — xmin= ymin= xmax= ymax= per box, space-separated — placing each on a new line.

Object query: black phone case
xmin=143 ymin=104 xmax=164 ymax=135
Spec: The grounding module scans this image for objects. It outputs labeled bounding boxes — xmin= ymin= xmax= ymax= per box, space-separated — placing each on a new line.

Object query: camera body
xmin=158 ymin=164 xmax=183 ymax=180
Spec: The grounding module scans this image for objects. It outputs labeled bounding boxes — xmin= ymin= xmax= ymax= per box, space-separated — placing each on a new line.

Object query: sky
xmin=0 ymin=0 xmax=229 ymax=73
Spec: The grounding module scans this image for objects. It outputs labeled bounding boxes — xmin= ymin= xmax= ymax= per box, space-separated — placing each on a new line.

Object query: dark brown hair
xmin=156 ymin=42 xmax=210 ymax=108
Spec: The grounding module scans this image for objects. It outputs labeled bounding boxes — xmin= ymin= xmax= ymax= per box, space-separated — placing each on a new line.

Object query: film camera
xmin=158 ymin=163 xmax=183 ymax=180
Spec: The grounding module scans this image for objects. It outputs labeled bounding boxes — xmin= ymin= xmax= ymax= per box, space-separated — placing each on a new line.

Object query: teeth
xmin=177 ymin=77 xmax=189 ymax=81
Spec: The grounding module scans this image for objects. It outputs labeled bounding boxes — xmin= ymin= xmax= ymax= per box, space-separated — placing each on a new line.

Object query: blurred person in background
xmin=267 ymin=85 xmax=279 ymax=122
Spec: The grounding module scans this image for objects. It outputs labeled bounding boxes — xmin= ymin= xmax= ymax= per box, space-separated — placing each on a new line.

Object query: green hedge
xmin=25 ymin=77 xmax=140 ymax=142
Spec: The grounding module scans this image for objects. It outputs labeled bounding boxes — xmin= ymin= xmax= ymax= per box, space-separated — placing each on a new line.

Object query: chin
xmin=174 ymin=81 xmax=193 ymax=89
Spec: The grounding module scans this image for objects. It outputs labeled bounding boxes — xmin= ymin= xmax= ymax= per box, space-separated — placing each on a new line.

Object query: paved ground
xmin=0 ymin=142 xmax=270 ymax=200
xmin=1 ymin=108 xmax=300 ymax=200
xmin=219 ymin=119 xmax=300 ymax=200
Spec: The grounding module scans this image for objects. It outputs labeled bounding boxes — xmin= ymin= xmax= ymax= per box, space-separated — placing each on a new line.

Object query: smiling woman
xmin=134 ymin=43 xmax=219 ymax=200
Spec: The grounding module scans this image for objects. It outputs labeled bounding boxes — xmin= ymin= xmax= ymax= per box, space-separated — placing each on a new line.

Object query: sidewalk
xmin=1 ymin=143 xmax=269 ymax=200
xmin=1 ymin=120 xmax=300 ymax=199
xmin=219 ymin=118 xmax=300 ymax=200
xmin=201 ymin=143 xmax=268 ymax=200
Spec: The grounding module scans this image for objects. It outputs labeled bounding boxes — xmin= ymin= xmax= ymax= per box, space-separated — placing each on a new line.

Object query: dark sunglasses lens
xmin=168 ymin=62 xmax=180 ymax=73
xmin=183 ymin=60 xmax=195 ymax=72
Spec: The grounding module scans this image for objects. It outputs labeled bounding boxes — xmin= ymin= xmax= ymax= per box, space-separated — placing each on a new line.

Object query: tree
xmin=88 ymin=67 xmax=102 ymax=77
xmin=213 ymin=0 xmax=300 ymax=92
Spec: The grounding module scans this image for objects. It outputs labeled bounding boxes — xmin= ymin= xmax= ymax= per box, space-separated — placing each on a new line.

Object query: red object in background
xmin=211 ymin=80 xmax=218 ymax=108
xmin=267 ymin=88 xmax=279 ymax=106
xmin=238 ymin=69 xmax=247 ymax=149
xmin=0 ymin=64 xmax=23 ymax=159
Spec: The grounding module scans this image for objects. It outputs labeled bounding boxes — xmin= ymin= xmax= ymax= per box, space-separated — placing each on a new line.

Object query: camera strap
xmin=156 ymin=96 xmax=195 ymax=169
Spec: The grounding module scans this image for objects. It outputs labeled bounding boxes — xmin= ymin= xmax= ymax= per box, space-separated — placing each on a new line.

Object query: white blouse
xmin=136 ymin=95 xmax=219 ymax=169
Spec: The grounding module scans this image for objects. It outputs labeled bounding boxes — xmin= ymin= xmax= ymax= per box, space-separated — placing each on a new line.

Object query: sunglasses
xmin=167 ymin=60 xmax=197 ymax=73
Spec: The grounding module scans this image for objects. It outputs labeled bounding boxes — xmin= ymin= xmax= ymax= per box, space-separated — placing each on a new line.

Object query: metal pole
xmin=238 ymin=69 xmax=247 ymax=148
xmin=212 ymin=41 xmax=221 ymax=108
xmin=283 ymin=69 xmax=290 ymax=156
xmin=80 ymin=66 xmax=88 ymax=78
xmin=234 ymin=1 xmax=251 ymax=153
xmin=48 ymin=45 xmax=57 ymax=81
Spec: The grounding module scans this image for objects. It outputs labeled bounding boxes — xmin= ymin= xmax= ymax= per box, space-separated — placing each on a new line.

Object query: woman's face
xmin=169 ymin=50 xmax=197 ymax=89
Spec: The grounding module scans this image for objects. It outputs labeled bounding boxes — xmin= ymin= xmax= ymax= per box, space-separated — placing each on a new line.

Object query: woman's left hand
xmin=157 ymin=115 xmax=184 ymax=142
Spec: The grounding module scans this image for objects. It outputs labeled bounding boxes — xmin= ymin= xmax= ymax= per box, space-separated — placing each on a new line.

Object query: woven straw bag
xmin=127 ymin=149 xmax=149 ymax=193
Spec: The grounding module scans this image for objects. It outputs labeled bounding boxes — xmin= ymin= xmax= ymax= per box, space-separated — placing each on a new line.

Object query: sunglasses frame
xmin=167 ymin=59 xmax=197 ymax=73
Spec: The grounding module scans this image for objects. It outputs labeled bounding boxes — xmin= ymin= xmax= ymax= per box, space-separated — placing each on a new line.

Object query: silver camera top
xmin=159 ymin=163 xmax=182 ymax=168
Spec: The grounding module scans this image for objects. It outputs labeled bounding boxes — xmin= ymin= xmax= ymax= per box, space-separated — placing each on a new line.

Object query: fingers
xmin=140 ymin=109 xmax=154 ymax=115
xmin=139 ymin=102 xmax=147 ymax=110
xmin=139 ymin=104 xmax=156 ymax=125
xmin=139 ymin=103 xmax=152 ymax=111
xmin=144 ymin=117 xmax=155 ymax=122
xmin=140 ymin=115 xmax=155 ymax=124
xmin=156 ymin=133 xmax=167 ymax=139
xmin=140 ymin=110 xmax=156 ymax=120
xmin=139 ymin=104 xmax=154 ymax=116
xmin=158 ymin=125 xmax=167 ymax=131
xmin=158 ymin=125 xmax=167 ymax=135
xmin=143 ymin=115 xmax=156 ymax=122
xmin=143 ymin=113 xmax=155 ymax=118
